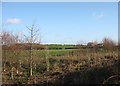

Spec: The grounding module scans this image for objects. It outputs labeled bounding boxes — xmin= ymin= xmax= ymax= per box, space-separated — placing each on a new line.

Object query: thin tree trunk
xmin=11 ymin=67 xmax=14 ymax=80
xmin=45 ymin=46 xmax=50 ymax=72
xmin=29 ymin=27 xmax=33 ymax=77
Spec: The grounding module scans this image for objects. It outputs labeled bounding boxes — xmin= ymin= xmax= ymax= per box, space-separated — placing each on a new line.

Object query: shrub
xmin=36 ymin=64 xmax=47 ymax=74
xmin=102 ymin=37 xmax=116 ymax=51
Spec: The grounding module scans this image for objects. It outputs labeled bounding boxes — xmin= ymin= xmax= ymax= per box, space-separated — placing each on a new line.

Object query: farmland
xmin=2 ymin=2 xmax=119 ymax=85
xmin=1 ymin=43 xmax=120 ymax=85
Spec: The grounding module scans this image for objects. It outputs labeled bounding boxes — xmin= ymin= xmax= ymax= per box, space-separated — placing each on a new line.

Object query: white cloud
xmin=6 ymin=18 xmax=22 ymax=24
xmin=92 ymin=12 xmax=104 ymax=19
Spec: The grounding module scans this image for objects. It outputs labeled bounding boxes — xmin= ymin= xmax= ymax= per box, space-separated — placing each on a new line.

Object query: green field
xmin=46 ymin=44 xmax=77 ymax=50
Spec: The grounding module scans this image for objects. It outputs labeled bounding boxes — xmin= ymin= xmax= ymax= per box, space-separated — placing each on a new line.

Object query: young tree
xmin=1 ymin=32 xmax=16 ymax=72
xmin=1 ymin=31 xmax=21 ymax=81
xmin=25 ymin=23 xmax=40 ymax=76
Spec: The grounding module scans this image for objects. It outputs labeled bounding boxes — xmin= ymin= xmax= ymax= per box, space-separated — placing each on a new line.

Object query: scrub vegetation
xmin=1 ymin=24 xmax=119 ymax=85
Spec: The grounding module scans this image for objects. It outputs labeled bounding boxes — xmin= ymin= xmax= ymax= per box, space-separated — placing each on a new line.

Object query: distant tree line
xmin=1 ymin=31 xmax=117 ymax=51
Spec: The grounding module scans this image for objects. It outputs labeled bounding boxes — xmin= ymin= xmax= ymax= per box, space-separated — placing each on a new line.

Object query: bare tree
xmin=1 ymin=32 xmax=17 ymax=73
xmin=1 ymin=32 xmax=16 ymax=45
xmin=1 ymin=31 xmax=22 ymax=81
xmin=25 ymin=23 xmax=40 ymax=76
